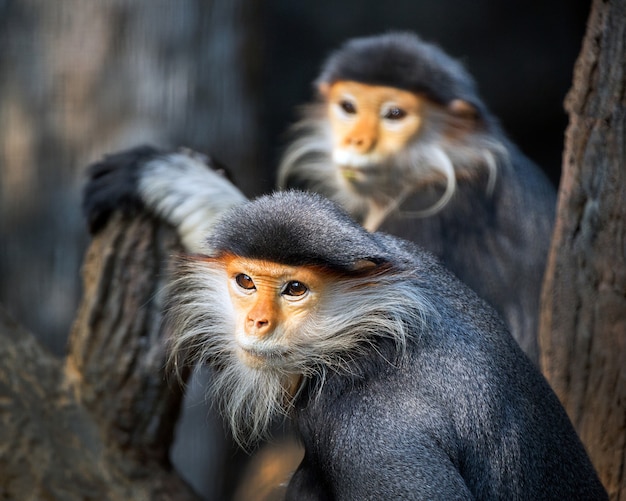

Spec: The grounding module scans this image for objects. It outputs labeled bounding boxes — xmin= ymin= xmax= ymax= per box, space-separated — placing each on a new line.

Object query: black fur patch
xmin=82 ymin=145 xmax=166 ymax=234
xmin=208 ymin=191 xmax=392 ymax=272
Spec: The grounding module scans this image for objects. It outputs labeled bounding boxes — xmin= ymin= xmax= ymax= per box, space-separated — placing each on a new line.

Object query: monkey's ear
xmin=448 ymin=99 xmax=480 ymax=121
xmin=317 ymin=81 xmax=331 ymax=98
xmin=350 ymin=259 xmax=382 ymax=273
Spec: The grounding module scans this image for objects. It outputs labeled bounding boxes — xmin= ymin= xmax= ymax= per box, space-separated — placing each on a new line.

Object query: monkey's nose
xmin=246 ymin=316 xmax=272 ymax=337
xmin=344 ymin=134 xmax=374 ymax=152
xmin=254 ymin=318 xmax=269 ymax=329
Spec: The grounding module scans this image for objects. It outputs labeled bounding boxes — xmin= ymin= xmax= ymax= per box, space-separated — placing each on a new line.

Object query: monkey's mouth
xmin=237 ymin=345 xmax=290 ymax=368
xmin=333 ymin=148 xmax=387 ymax=175
xmin=339 ymin=165 xmax=365 ymax=181
xmin=333 ymin=149 xmax=385 ymax=170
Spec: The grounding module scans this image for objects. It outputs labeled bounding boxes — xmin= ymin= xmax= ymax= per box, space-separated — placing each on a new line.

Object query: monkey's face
xmin=324 ymin=80 xmax=424 ymax=180
xmin=224 ymin=255 xmax=325 ymax=371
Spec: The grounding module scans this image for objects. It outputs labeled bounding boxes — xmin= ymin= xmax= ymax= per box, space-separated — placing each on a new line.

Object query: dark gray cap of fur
xmin=208 ymin=191 xmax=391 ymax=272
xmin=316 ymin=31 xmax=485 ymax=114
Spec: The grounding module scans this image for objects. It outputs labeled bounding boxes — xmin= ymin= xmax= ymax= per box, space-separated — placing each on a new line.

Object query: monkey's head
xmin=278 ymin=32 xmax=504 ymax=230
xmin=166 ymin=191 xmax=431 ymax=445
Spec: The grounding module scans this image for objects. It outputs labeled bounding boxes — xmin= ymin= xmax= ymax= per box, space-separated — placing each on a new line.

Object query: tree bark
xmin=0 ymin=213 xmax=200 ymax=501
xmin=539 ymin=0 xmax=626 ymax=498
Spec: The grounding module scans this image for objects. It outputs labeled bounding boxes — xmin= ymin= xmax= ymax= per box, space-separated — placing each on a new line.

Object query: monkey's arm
xmin=287 ymin=436 xmax=473 ymax=501
xmin=83 ymin=145 xmax=248 ymax=253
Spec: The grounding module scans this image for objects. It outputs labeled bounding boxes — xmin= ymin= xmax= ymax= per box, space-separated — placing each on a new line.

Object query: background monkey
xmin=277 ymin=32 xmax=556 ymax=364
xmin=84 ymin=156 xmax=605 ymax=499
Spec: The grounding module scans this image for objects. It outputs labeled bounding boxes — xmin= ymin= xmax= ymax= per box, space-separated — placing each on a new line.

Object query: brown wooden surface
xmin=539 ymin=0 xmax=626 ymax=498
xmin=0 ymin=214 xmax=200 ymax=501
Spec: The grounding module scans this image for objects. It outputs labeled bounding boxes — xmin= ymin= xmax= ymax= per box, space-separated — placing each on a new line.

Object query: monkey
xmin=277 ymin=32 xmax=557 ymax=364
xmin=162 ymin=189 xmax=605 ymax=500
xmin=82 ymin=147 xmax=605 ymax=499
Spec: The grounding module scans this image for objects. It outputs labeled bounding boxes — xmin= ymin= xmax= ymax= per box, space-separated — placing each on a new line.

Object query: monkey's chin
xmin=235 ymin=344 xmax=291 ymax=371
xmin=338 ymin=165 xmax=368 ymax=183
xmin=212 ymin=355 xmax=295 ymax=447
xmin=236 ymin=346 xmax=270 ymax=369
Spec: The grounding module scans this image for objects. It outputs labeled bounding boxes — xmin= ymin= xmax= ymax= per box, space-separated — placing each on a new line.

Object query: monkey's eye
xmin=339 ymin=100 xmax=357 ymax=114
xmin=235 ymin=273 xmax=256 ymax=290
xmin=282 ymin=281 xmax=308 ymax=297
xmin=383 ymin=107 xmax=407 ymax=120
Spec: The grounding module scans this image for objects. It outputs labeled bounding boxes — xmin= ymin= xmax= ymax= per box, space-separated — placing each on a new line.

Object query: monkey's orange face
xmin=324 ymin=80 xmax=424 ymax=176
xmin=224 ymin=256 xmax=326 ymax=369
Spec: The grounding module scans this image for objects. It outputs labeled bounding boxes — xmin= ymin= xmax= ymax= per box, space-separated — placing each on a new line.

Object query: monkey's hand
xmin=83 ymin=145 xmax=162 ymax=234
xmin=83 ymin=145 xmax=248 ymax=253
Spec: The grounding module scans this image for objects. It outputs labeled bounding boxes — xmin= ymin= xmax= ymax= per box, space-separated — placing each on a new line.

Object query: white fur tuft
xmin=138 ymin=153 xmax=247 ymax=253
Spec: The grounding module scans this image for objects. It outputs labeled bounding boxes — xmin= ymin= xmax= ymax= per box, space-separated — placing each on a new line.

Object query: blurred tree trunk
xmin=0 ymin=2 xmax=262 ymax=498
xmin=539 ymin=0 xmax=626 ymax=498
xmin=0 ymin=214 xmax=200 ymax=501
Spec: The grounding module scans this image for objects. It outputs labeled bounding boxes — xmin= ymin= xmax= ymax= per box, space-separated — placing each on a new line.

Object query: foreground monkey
xmin=85 ymin=149 xmax=604 ymax=500
xmin=278 ymin=32 xmax=556 ymax=364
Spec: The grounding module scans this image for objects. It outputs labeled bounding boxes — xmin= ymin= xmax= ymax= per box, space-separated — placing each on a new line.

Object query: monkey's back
xmin=379 ymin=147 xmax=556 ymax=363
xmin=288 ymin=246 xmax=605 ymax=500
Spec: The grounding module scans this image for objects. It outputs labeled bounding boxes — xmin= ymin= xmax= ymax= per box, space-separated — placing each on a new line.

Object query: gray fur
xmin=166 ymin=190 xmax=606 ymax=500
xmin=205 ymin=190 xmax=391 ymax=270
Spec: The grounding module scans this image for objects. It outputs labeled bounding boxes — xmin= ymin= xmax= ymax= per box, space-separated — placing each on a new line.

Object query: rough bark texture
xmin=0 ymin=213 xmax=200 ymax=501
xmin=539 ymin=0 xmax=626 ymax=498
